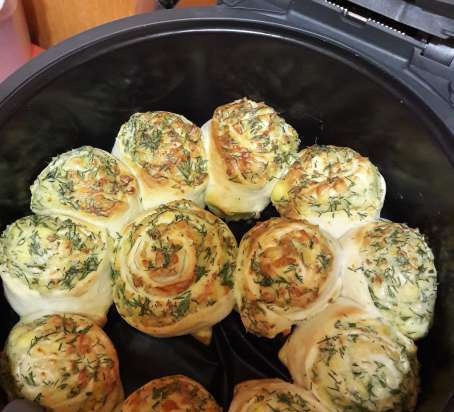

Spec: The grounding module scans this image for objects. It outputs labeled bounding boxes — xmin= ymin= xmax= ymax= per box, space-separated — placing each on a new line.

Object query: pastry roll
xmin=1 ymin=314 xmax=124 ymax=412
xmin=272 ymin=145 xmax=386 ymax=238
xmin=228 ymin=379 xmax=329 ymax=412
xmin=340 ymin=220 xmax=437 ymax=340
xmin=279 ymin=299 xmax=419 ymax=412
xmin=235 ymin=218 xmax=342 ymax=338
xmin=112 ymin=199 xmax=237 ymax=344
xmin=201 ymin=98 xmax=299 ymax=220
xmin=112 ymin=112 xmax=208 ymax=209
xmin=30 ymin=146 xmax=141 ymax=234
xmin=121 ymin=375 xmax=221 ymax=412
xmin=0 ymin=214 xmax=112 ymax=325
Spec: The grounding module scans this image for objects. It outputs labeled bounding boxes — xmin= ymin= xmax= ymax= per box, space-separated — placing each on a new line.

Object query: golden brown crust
xmin=279 ymin=299 xmax=419 ymax=412
xmin=235 ymin=218 xmax=342 ymax=338
xmin=112 ymin=200 xmax=237 ymax=342
xmin=272 ymin=145 xmax=385 ymax=237
xmin=113 ymin=112 xmax=208 ymax=209
xmin=121 ymin=375 xmax=221 ymax=412
xmin=2 ymin=314 xmax=124 ymax=412
xmin=229 ymin=379 xmax=328 ymax=412
xmin=203 ymin=98 xmax=299 ymax=220
xmin=211 ymin=99 xmax=298 ymax=186
xmin=30 ymin=146 xmax=141 ymax=233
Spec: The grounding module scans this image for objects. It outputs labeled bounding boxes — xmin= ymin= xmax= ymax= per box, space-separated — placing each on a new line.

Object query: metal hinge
xmin=323 ymin=0 xmax=454 ymax=104
xmin=324 ymin=1 xmax=369 ymax=24
xmin=422 ymin=42 xmax=454 ymax=66
xmin=344 ymin=9 xmax=368 ymax=23
xmin=317 ymin=0 xmax=454 ymax=105
xmin=409 ymin=42 xmax=454 ymax=106
xmin=323 ymin=0 xmax=408 ymax=35
xmin=346 ymin=0 xmax=454 ymax=40
xmin=220 ymin=0 xmax=454 ymax=105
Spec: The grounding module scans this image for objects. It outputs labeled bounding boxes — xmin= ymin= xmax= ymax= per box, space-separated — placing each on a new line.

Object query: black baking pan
xmin=0 ymin=1 xmax=453 ymax=411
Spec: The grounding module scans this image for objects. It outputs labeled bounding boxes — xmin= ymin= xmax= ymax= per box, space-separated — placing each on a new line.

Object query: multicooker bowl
xmin=0 ymin=4 xmax=453 ymax=412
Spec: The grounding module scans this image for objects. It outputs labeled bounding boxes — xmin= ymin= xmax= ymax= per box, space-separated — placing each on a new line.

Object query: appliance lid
xmin=346 ymin=0 xmax=454 ymax=39
xmin=0 ymin=3 xmax=452 ymax=139
xmin=222 ymin=0 xmax=454 ymax=39
xmin=220 ymin=0 xmax=454 ymax=114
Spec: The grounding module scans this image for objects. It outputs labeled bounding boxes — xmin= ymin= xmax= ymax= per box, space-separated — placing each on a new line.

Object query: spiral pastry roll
xmin=121 ymin=375 xmax=221 ymax=412
xmin=113 ymin=112 xmax=208 ymax=209
xmin=341 ymin=220 xmax=437 ymax=340
xmin=1 ymin=314 xmax=124 ymax=412
xmin=201 ymin=98 xmax=299 ymax=220
xmin=280 ymin=299 xmax=419 ymax=412
xmin=228 ymin=379 xmax=329 ymax=412
xmin=0 ymin=215 xmax=112 ymax=324
xmin=272 ymin=145 xmax=386 ymax=238
xmin=112 ymin=199 xmax=237 ymax=344
xmin=235 ymin=218 xmax=342 ymax=338
xmin=31 ymin=146 xmax=141 ymax=233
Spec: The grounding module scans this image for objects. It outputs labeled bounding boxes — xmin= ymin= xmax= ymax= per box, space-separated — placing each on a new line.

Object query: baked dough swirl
xmin=272 ymin=145 xmax=386 ymax=238
xmin=1 ymin=314 xmax=124 ymax=412
xmin=228 ymin=379 xmax=329 ymax=412
xmin=235 ymin=218 xmax=342 ymax=338
xmin=340 ymin=220 xmax=437 ymax=340
xmin=112 ymin=200 xmax=237 ymax=344
xmin=202 ymin=98 xmax=299 ymax=220
xmin=31 ymin=146 xmax=141 ymax=234
xmin=113 ymin=112 xmax=208 ymax=209
xmin=0 ymin=214 xmax=112 ymax=325
xmin=121 ymin=375 xmax=221 ymax=412
xmin=279 ymin=299 xmax=419 ymax=412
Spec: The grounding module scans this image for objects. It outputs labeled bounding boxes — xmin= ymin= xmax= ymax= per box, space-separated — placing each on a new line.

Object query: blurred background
xmin=0 ymin=0 xmax=216 ymax=82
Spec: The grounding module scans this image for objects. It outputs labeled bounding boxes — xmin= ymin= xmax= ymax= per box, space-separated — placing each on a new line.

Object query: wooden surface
xmin=23 ymin=0 xmax=216 ymax=48
xmin=23 ymin=0 xmax=146 ymax=48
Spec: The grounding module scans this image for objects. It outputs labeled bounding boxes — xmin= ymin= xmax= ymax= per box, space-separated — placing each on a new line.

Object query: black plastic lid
xmin=346 ymin=0 xmax=454 ymax=39
xmin=222 ymin=0 xmax=454 ymax=39
xmin=415 ymin=0 xmax=454 ymax=18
